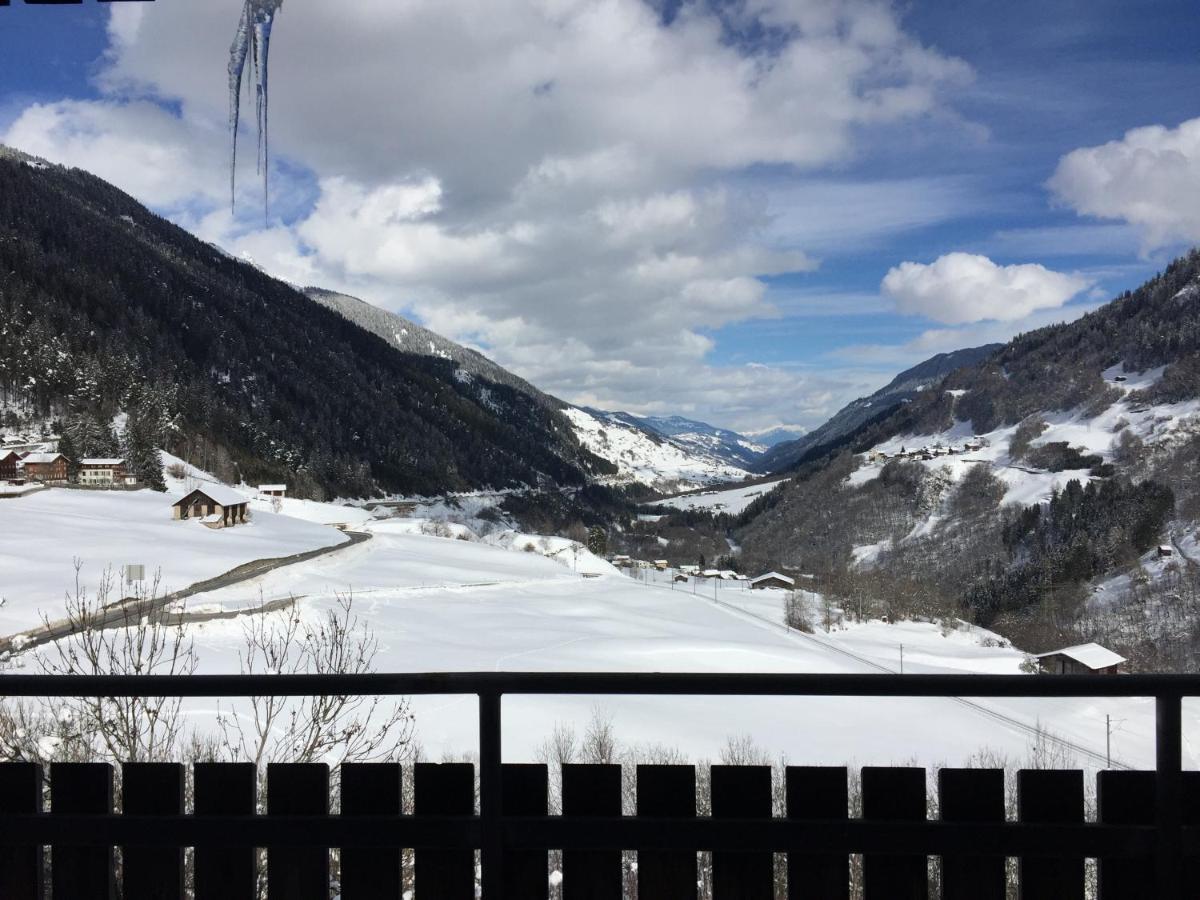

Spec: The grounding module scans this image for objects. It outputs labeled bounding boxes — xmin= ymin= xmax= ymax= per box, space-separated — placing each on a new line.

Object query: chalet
xmin=654 ymin=559 xmax=669 ymax=571
xmin=700 ymin=569 xmax=722 ymax=579
xmin=171 ymin=485 xmax=249 ymax=529
xmin=19 ymin=452 xmax=68 ymax=483
xmin=78 ymin=458 xmax=134 ymax=486
xmin=611 ymin=555 xmax=631 ymax=565
xmin=750 ymin=571 xmax=795 ymax=591
xmin=673 ymin=573 xmax=689 ymax=583
xmin=1158 ymin=545 xmax=1175 ymax=559
xmin=1034 ymin=643 xmax=1126 ymax=675
xmin=679 ymin=565 xmax=700 ymax=575
xmin=258 ymin=484 xmax=288 ymax=498
xmin=0 ymin=450 xmax=19 ymax=480
xmin=718 ymin=570 xmax=739 ymax=580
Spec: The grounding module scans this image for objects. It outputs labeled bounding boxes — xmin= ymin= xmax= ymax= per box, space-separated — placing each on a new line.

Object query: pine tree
xmin=587 ymin=525 xmax=607 ymax=557
xmin=124 ymin=408 xmax=166 ymax=492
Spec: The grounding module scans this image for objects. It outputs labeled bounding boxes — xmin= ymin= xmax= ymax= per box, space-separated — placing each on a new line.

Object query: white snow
xmin=85 ymin=530 xmax=1170 ymax=771
xmin=0 ymin=489 xmax=348 ymax=634
xmin=565 ymin=408 xmax=750 ymax=489
xmin=652 ymin=479 xmax=787 ymax=515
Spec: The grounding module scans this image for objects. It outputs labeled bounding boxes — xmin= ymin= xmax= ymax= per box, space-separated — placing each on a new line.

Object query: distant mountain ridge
xmin=754 ymin=343 xmax=1003 ymax=472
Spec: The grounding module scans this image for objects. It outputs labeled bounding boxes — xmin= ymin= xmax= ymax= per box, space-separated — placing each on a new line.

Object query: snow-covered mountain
xmin=754 ymin=343 xmax=1002 ymax=473
xmin=565 ymin=407 xmax=754 ymax=490
xmin=638 ymin=414 xmax=766 ymax=468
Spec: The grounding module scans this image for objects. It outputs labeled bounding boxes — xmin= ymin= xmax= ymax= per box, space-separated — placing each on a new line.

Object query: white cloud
xmin=2 ymin=0 xmax=975 ymax=432
xmin=1048 ymin=117 xmax=1200 ymax=251
xmin=881 ymin=252 xmax=1090 ymax=325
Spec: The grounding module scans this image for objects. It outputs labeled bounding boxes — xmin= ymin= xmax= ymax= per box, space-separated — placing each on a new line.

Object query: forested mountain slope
xmin=734 ymin=250 xmax=1200 ymax=670
xmin=755 ymin=343 xmax=1001 ymax=473
xmin=0 ymin=149 xmax=611 ymax=497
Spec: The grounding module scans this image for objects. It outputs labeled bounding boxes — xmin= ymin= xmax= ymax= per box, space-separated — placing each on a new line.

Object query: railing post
xmin=479 ymin=690 xmax=503 ymax=898
xmin=1157 ymin=692 xmax=1183 ymax=899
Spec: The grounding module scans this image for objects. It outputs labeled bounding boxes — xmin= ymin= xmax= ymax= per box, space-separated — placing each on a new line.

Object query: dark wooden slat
xmin=562 ymin=763 xmax=622 ymax=900
xmin=267 ymin=763 xmax=330 ymax=900
xmin=415 ymin=762 xmax=476 ymax=900
xmin=939 ymin=768 xmax=1005 ymax=900
xmin=122 ymin=762 xmax=184 ymax=900
xmin=862 ymin=767 xmax=927 ymax=900
xmin=1018 ymin=769 xmax=1083 ymax=900
xmin=503 ymin=763 xmax=549 ymax=899
xmin=194 ymin=763 xmax=257 ymax=900
xmin=0 ymin=762 xmax=43 ymax=900
xmin=51 ymin=762 xmax=115 ymax=900
xmin=637 ymin=764 xmax=696 ymax=898
xmin=712 ymin=765 xmax=773 ymax=900
xmin=341 ymin=763 xmax=403 ymax=900
xmin=786 ymin=766 xmax=848 ymax=900
xmin=1097 ymin=770 xmax=1153 ymax=900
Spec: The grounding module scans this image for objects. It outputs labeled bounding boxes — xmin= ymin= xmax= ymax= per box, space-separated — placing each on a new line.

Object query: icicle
xmin=228 ymin=0 xmax=283 ymax=223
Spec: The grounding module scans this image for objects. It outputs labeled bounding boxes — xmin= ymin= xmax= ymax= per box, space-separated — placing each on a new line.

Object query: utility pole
xmin=1106 ymin=714 xmax=1112 ymax=768
xmin=899 ymin=643 xmax=904 ymax=674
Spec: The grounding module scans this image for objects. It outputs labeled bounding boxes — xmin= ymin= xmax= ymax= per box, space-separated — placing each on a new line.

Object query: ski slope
xmin=154 ymin=524 xmax=1168 ymax=769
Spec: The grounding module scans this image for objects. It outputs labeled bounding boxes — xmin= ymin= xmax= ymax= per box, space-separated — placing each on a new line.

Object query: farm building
xmin=258 ymin=484 xmax=288 ymax=498
xmin=0 ymin=450 xmax=20 ymax=480
xmin=654 ymin=559 xmax=669 ymax=570
xmin=751 ymin=571 xmax=795 ymax=590
xmin=19 ymin=452 xmax=68 ymax=483
xmin=1034 ymin=643 xmax=1126 ymax=675
xmin=171 ymin=485 xmax=250 ymax=529
xmin=78 ymin=458 xmax=134 ymax=486
xmin=1158 ymin=545 xmax=1174 ymax=559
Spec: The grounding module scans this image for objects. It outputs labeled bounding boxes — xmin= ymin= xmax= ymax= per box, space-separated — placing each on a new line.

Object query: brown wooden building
xmin=750 ymin=571 xmax=795 ymax=591
xmin=0 ymin=450 xmax=20 ymax=480
xmin=171 ymin=485 xmax=249 ymax=529
xmin=19 ymin=452 xmax=68 ymax=483
xmin=1034 ymin=643 xmax=1126 ymax=675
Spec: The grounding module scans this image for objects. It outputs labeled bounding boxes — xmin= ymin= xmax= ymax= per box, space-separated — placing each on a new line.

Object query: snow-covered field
xmin=0 ymin=489 xmax=348 ymax=634
xmin=97 ymin=525 xmax=1167 ymax=770
xmin=652 ymin=479 xmax=787 ymax=515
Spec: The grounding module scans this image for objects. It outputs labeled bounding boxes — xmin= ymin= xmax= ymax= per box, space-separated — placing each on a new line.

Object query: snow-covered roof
xmin=258 ymin=484 xmax=288 ymax=491
xmin=20 ymin=452 xmax=65 ymax=464
xmin=1035 ymin=642 xmax=1126 ymax=670
xmin=175 ymin=484 xmax=248 ymax=507
xmin=81 ymin=458 xmax=125 ymax=466
xmin=751 ymin=571 xmax=795 ymax=586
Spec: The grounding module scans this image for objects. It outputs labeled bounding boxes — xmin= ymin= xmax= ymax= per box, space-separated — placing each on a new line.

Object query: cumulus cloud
xmin=1048 ymin=117 xmax=1200 ymax=250
xmin=3 ymin=0 xmax=974 ymax=431
xmin=881 ymin=252 xmax=1090 ymax=325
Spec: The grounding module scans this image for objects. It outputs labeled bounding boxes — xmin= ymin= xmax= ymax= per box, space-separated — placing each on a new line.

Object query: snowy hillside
xmin=565 ymin=407 xmax=752 ymax=489
xmin=38 ymin=515 xmax=1160 ymax=769
xmin=652 ymin=478 xmax=788 ymax=515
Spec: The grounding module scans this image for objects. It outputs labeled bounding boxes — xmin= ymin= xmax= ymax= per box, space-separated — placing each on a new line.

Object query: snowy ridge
xmin=564 ymin=407 xmax=752 ymax=489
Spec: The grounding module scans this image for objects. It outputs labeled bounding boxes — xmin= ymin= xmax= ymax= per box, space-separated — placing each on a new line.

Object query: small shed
xmin=259 ymin=484 xmax=288 ymax=498
xmin=172 ymin=485 xmax=249 ymax=529
xmin=673 ymin=573 xmax=689 ymax=583
xmin=751 ymin=571 xmax=795 ymax=591
xmin=654 ymin=559 xmax=669 ymax=571
xmin=1158 ymin=545 xmax=1174 ymax=559
xmin=1034 ymin=643 xmax=1126 ymax=675
xmin=19 ymin=452 xmax=68 ymax=483
xmin=701 ymin=569 xmax=721 ymax=579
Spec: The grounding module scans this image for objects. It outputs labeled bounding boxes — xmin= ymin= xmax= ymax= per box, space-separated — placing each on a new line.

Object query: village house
xmin=654 ymin=559 xmax=669 ymax=571
xmin=1034 ymin=643 xmax=1126 ymax=675
xmin=19 ymin=452 xmax=69 ymax=483
xmin=171 ymin=485 xmax=250 ymax=529
xmin=751 ymin=571 xmax=796 ymax=591
xmin=78 ymin=458 xmax=135 ymax=487
xmin=258 ymin=484 xmax=288 ymax=498
xmin=673 ymin=572 xmax=689 ymax=583
xmin=0 ymin=449 xmax=20 ymax=480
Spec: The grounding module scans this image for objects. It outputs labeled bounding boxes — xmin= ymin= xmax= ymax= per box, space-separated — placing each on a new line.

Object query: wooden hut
xmin=171 ymin=485 xmax=249 ymax=529
xmin=1034 ymin=643 xmax=1126 ymax=675
xmin=750 ymin=571 xmax=795 ymax=591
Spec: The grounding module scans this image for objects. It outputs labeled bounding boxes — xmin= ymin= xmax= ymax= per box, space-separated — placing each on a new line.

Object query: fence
xmin=0 ymin=671 xmax=1196 ymax=899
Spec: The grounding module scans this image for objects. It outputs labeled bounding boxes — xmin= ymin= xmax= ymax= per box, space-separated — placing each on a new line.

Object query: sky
xmin=2 ymin=1 xmax=1199 ymax=436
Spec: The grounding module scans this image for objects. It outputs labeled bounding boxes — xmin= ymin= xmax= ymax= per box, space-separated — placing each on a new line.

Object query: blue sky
xmin=2 ymin=0 xmax=1199 ymax=433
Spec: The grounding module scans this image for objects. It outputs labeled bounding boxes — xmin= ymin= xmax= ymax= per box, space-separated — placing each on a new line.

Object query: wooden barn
xmin=1034 ymin=643 xmax=1126 ymax=675
xmin=258 ymin=484 xmax=288 ymax=498
xmin=171 ymin=485 xmax=249 ymax=529
xmin=0 ymin=450 xmax=20 ymax=480
xmin=750 ymin=571 xmax=795 ymax=591
xmin=19 ymin=452 xmax=68 ymax=483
